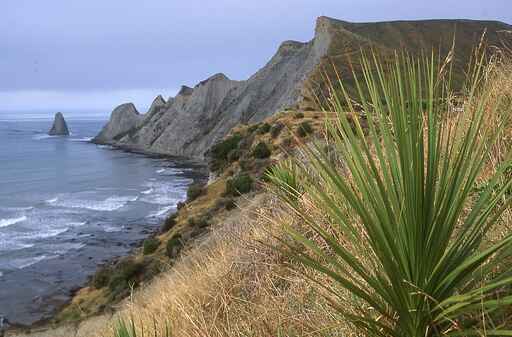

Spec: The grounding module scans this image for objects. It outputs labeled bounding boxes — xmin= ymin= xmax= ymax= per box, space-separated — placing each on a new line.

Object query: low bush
xmin=108 ymin=258 xmax=143 ymax=293
xmin=215 ymin=197 xmax=236 ymax=211
xmin=210 ymin=133 xmax=242 ymax=171
xmin=186 ymin=183 xmax=205 ymax=202
xmin=187 ymin=217 xmax=196 ymax=227
xmin=92 ymin=265 xmax=112 ymax=289
xmin=257 ymin=123 xmax=271 ymax=134
xmin=239 ymin=158 xmax=252 ymax=171
xmin=247 ymin=124 xmax=260 ymax=133
xmin=143 ymin=237 xmax=160 ymax=255
xmin=252 ymin=142 xmax=271 ymax=159
xmin=296 ymin=121 xmax=313 ymax=137
xmin=270 ymin=122 xmax=285 ymax=138
xmin=227 ymin=149 xmax=241 ymax=162
xmin=294 ymin=112 xmax=304 ymax=119
xmin=197 ymin=216 xmax=210 ymax=228
xmin=166 ymin=235 xmax=183 ymax=259
xmin=160 ymin=213 xmax=178 ymax=233
xmin=225 ymin=174 xmax=253 ymax=196
xmin=280 ymin=137 xmax=294 ymax=148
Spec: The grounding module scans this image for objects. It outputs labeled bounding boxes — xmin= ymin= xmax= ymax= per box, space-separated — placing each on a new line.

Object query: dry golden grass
xmin=93 ymin=194 xmax=352 ymax=337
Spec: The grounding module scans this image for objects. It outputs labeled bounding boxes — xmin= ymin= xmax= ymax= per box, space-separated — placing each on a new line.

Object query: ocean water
xmin=0 ymin=112 xmax=206 ymax=324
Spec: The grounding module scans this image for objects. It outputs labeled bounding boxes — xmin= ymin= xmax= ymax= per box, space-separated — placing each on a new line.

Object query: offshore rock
xmin=48 ymin=112 xmax=70 ymax=136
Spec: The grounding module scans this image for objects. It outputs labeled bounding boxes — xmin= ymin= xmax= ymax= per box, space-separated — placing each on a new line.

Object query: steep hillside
xmin=92 ymin=17 xmax=511 ymax=158
xmin=305 ymin=18 xmax=511 ymax=104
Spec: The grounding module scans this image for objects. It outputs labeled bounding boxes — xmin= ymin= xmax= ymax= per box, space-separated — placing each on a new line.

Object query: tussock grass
xmin=269 ymin=47 xmax=512 ymax=336
xmin=96 ymin=195 xmax=346 ymax=337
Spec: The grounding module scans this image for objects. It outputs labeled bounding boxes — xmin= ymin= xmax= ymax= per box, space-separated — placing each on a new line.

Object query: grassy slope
xmin=303 ymin=18 xmax=512 ymax=108
xmin=51 ymin=110 xmax=326 ymax=327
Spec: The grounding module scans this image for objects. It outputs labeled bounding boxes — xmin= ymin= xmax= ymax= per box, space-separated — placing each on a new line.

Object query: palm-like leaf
xmin=269 ymin=49 xmax=512 ymax=336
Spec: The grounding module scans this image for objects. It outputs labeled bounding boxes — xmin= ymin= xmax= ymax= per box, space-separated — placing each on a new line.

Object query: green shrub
xmin=166 ymin=235 xmax=183 ymax=259
xmin=270 ymin=122 xmax=285 ymax=138
xmin=257 ymin=123 xmax=271 ymax=134
xmin=247 ymin=124 xmax=259 ymax=133
xmin=160 ymin=213 xmax=177 ymax=233
xmin=187 ymin=217 xmax=196 ymax=227
xmin=186 ymin=183 xmax=205 ymax=202
xmin=227 ymin=149 xmax=241 ymax=162
xmin=281 ymin=137 xmax=293 ymax=148
xmin=296 ymin=121 xmax=313 ymax=137
xmin=294 ymin=112 xmax=304 ymax=119
xmin=196 ymin=216 xmax=210 ymax=228
xmin=239 ymin=158 xmax=252 ymax=171
xmin=224 ymin=199 xmax=236 ymax=210
xmin=252 ymin=142 xmax=271 ymax=159
xmin=210 ymin=133 xmax=243 ymax=171
xmin=142 ymin=237 xmax=160 ymax=255
xmin=92 ymin=265 xmax=112 ymax=289
xmin=108 ymin=258 xmax=143 ymax=293
xmin=215 ymin=197 xmax=236 ymax=211
xmin=225 ymin=174 xmax=253 ymax=196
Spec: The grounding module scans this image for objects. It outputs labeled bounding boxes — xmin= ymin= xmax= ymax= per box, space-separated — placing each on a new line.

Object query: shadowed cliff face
xmin=93 ymin=16 xmax=512 ymax=158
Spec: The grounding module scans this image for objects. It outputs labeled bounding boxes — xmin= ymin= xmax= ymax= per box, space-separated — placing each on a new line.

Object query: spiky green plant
xmin=113 ymin=318 xmax=171 ymax=337
xmin=269 ymin=48 xmax=512 ymax=337
xmin=265 ymin=158 xmax=304 ymax=206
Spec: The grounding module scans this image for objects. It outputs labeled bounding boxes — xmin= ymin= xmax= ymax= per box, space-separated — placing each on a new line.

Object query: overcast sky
xmin=1 ymin=0 xmax=510 ymax=113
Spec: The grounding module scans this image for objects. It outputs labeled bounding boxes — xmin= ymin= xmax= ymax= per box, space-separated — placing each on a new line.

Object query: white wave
xmin=54 ymin=195 xmax=138 ymax=211
xmin=32 ymin=134 xmax=58 ymax=140
xmin=156 ymin=167 xmax=183 ymax=175
xmin=140 ymin=180 xmax=188 ymax=205
xmin=14 ymin=255 xmax=52 ymax=269
xmin=25 ymin=227 xmax=69 ymax=239
xmin=0 ymin=240 xmax=34 ymax=251
xmin=51 ymin=242 xmax=85 ymax=254
xmin=103 ymin=225 xmax=122 ymax=232
xmin=71 ymin=137 xmax=93 ymax=142
xmin=141 ymin=188 xmax=153 ymax=195
xmin=69 ymin=221 xmax=86 ymax=227
xmin=46 ymin=197 xmax=59 ymax=204
xmin=0 ymin=216 xmax=27 ymax=228
xmin=97 ymin=144 xmax=114 ymax=149
xmin=0 ymin=206 xmax=34 ymax=212
xmin=147 ymin=205 xmax=174 ymax=218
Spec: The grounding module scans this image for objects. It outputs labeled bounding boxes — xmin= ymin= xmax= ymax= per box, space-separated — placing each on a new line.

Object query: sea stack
xmin=48 ymin=112 xmax=70 ymax=136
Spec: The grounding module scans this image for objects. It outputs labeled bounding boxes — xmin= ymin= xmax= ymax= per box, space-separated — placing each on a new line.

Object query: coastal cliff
xmin=92 ymin=17 xmax=511 ymax=158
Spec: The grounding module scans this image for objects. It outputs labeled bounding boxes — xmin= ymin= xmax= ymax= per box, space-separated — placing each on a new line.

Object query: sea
xmin=0 ymin=111 xmax=206 ymax=325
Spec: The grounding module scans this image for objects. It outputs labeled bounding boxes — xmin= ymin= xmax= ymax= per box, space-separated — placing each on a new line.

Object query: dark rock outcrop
xmin=48 ymin=112 xmax=70 ymax=136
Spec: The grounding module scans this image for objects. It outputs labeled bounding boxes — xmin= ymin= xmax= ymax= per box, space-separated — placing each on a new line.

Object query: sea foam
xmin=0 ymin=216 xmax=27 ymax=228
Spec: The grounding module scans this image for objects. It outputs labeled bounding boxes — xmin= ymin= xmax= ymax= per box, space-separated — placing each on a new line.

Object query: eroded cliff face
xmin=93 ymin=16 xmax=512 ymax=158
xmin=92 ymin=17 xmax=334 ymax=157
xmin=92 ymin=103 xmax=142 ymax=144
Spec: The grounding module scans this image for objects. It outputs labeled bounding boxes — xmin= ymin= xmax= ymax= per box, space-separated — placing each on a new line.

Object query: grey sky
xmin=1 ymin=0 xmax=510 ymax=113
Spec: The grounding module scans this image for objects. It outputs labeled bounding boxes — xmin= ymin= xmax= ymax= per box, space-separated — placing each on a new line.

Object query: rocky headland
xmin=92 ymin=17 xmax=511 ymax=159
